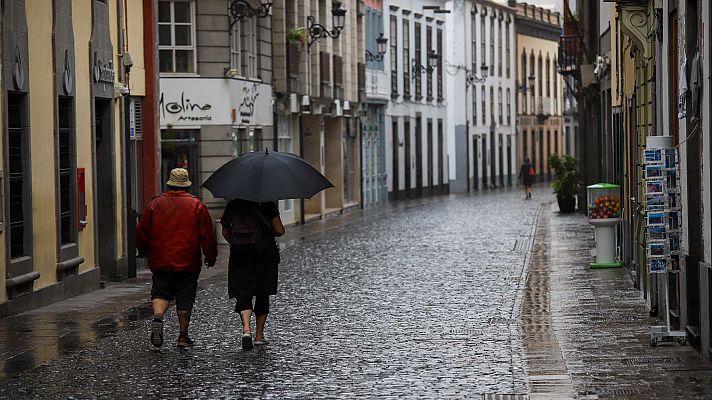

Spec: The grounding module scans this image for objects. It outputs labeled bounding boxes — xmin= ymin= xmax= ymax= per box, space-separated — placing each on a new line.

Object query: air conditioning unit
xmin=290 ymin=93 xmax=299 ymax=113
xmin=301 ymin=95 xmax=311 ymax=114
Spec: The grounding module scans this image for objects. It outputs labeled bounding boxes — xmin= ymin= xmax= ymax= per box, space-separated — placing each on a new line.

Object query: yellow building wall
xmin=0 ymin=24 xmax=4 ymax=302
xmin=516 ymin=34 xmax=564 ymax=115
xmin=27 ymin=0 xmax=58 ymax=290
xmin=74 ymin=0 xmax=97 ymax=273
xmin=127 ymin=0 xmax=146 ymax=96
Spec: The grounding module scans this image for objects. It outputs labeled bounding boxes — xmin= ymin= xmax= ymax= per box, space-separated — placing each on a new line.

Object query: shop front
xmin=159 ymin=77 xmax=274 ymax=221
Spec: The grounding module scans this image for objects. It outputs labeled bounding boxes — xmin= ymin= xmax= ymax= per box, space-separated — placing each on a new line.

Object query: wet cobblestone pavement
xmin=0 ymin=189 xmax=542 ymax=399
xmin=4 ymin=191 xmax=712 ymax=399
xmin=524 ymin=203 xmax=712 ymax=399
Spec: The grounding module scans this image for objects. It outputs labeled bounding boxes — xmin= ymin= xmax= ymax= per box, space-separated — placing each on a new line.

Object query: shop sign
xmin=93 ymin=54 xmax=115 ymax=84
xmin=160 ymin=78 xmax=272 ymax=127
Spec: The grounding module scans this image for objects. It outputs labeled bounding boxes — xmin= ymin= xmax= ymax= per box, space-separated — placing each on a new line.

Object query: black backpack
xmin=230 ymin=205 xmax=272 ymax=252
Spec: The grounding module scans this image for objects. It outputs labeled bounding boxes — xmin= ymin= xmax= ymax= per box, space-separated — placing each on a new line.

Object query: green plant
xmin=549 ymin=153 xmax=580 ymax=199
xmin=287 ymin=27 xmax=306 ymax=45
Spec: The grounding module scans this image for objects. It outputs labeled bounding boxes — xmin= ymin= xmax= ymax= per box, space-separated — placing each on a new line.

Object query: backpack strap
xmin=250 ymin=205 xmax=274 ymax=234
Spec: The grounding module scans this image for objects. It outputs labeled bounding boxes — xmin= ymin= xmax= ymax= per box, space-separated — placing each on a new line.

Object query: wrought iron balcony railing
xmin=558 ymin=35 xmax=581 ymax=77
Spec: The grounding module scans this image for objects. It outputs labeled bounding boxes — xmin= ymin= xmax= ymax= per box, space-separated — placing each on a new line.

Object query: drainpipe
xmin=117 ymin=0 xmax=136 ymax=278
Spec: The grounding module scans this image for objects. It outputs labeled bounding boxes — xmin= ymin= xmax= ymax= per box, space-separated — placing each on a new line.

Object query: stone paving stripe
xmin=482 ymin=394 xmax=529 ymax=400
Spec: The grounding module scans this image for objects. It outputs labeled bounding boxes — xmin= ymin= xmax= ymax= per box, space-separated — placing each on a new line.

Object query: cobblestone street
xmin=0 ymin=189 xmax=541 ymax=399
xmin=1 ymin=188 xmax=712 ymax=399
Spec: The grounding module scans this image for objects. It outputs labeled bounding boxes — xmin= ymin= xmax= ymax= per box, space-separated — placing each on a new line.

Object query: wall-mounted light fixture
xmin=412 ymin=51 xmax=439 ymax=79
xmin=466 ymin=64 xmax=489 ymax=85
xmin=307 ymin=1 xmax=347 ymax=48
xmin=365 ymin=33 xmax=388 ymax=62
xmin=229 ymin=1 xmax=272 ymax=31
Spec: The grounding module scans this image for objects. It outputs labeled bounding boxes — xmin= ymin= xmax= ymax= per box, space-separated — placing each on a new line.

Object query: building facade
xmin=384 ymin=0 xmax=449 ymax=200
xmin=515 ymin=2 xmax=563 ymax=183
xmin=0 ymin=0 xmax=157 ymax=316
xmin=272 ymin=1 xmax=364 ymax=224
xmin=448 ymin=0 xmax=517 ymax=193
xmin=157 ymin=0 xmax=275 ymax=234
xmin=362 ymin=0 xmax=389 ymax=208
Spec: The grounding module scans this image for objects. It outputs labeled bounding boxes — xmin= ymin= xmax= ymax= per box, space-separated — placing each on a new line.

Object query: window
xmin=414 ymin=22 xmax=422 ymax=100
xmin=427 ymin=25 xmax=433 ymax=101
xmin=530 ymin=53 xmax=535 ymax=111
xmin=58 ymin=98 xmax=76 ymax=246
xmin=537 ymin=54 xmax=543 ymax=99
xmin=390 ymin=15 xmax=398 ymax=97
xmin=481 ymin=86 xmax=486 ymax=125
xmin=497 ymin=18 xmax=502 ymax=76
xmin=402 ymin=18 xmax=410 ymax=99
xmin=498 ymin=87 xmax=503 ymax=124
xmin=437 ymin=27 xmax=443 ymax=101
xmin=471 ymin=13 xmax=477 ymax=70
xmin=522 ymin=52 xmax=527 ymax=113
xmin=490 ymin=87 xmax=494 ymax=124
xmin=231 ymin=17 xmax=258 ymax=78
xmin=522 ymin=129 xmax=528 ymax=160
xmin=506 ymin=89 xmax=511 ymax=125
xmin=553 ymin=57 xmax=558 ymax=112
xmin=546 ymin=55 xmax=551 ymax=98
xmin=472 ymin=85 xmax=477 ymax=125
xmin=489 ymin=17 xmax=494 ymax=73
xmin=8 ymin=94 xmax=30 ymax=259
xmin=480 ymin=15 xmax=486 ymax=67
xmin=505 ymin=21 xmax=510 ymax=78
xmin=158 ymin=0 xmax=195 ymax=73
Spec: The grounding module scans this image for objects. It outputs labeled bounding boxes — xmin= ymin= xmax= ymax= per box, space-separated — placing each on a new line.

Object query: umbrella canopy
xmin=203 ymin=149 xmax=334 ymax=202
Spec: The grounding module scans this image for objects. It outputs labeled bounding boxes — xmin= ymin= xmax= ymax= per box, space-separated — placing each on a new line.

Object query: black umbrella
xmin=203 ymin=149 xmax=334 ymax=202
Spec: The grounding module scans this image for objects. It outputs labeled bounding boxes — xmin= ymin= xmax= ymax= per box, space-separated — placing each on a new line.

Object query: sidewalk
xmin=523 ymin=203 xmax=712 ymax=399
xmin=0 ymin=194 xmax=454 ymax=382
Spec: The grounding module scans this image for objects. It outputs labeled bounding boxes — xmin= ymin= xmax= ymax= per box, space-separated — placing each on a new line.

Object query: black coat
xmin=519 ymin=163 xmax=534 ymax=186
xmin=220 ymin=200 xmax=280 ymax=297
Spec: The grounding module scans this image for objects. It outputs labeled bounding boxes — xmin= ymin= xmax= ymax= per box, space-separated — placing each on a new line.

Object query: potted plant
xmin=548 ymin=153 xmax=580 ymax=213
xmin=287 ymin=27 xmax=307 ymax=49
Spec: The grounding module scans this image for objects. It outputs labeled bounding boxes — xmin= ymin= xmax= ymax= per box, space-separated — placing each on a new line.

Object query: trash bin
xmin=586 ymin=183 xmax=624 ymax=268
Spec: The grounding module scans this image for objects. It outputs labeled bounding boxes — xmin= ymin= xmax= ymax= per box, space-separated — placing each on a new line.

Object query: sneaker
xmin=241 ymin=332 xmax=254 ymax=350
xmin=254 ymin=338 xmax=268 ymax=346
xmin=150 ymin=318 xmax=164 ymax=348
xmin=177 ymin=333 xmax=195 ymax=348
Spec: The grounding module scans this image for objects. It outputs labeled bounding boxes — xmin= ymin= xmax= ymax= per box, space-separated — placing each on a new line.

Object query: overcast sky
xmin=490 ymin=0 xmax=564 ymax=13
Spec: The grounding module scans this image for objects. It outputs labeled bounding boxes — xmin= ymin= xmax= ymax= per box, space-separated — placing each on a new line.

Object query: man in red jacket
xmin=136 ymin=168 xmax=218 ymax=348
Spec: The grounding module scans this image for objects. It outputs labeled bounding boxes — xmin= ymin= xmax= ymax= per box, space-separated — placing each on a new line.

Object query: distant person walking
xmin=220 ymin=200 xmax=285 ymax=350
xmin=519 ymin=158 xmax=535 ymax=199
xmin=136 ymin=168 xmax=218 ymax=348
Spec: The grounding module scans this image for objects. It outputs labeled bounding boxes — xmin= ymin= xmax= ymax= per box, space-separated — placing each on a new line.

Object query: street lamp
xmin=412 ymin=50 xmax=439 ymax=78
xmin=307 ymin=1 xmax=347 ymax=48
xmin=365 ymin=33 xmax=388 ymax=62
xmin=229 ymin=1 xmax=272 ymax=31
xmin=466 ymin=63 xmax=489 ymax=85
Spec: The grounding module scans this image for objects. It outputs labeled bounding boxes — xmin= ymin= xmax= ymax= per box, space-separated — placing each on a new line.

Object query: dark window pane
xmin=173 ymin=1 xmax=191 ymax=23
xmin=159 ymin=50 xmax=174 ymax=72
xmin=174 ymin=50 xmax=193 ymax=73
xmin=174 ymin=25 xmax=191 ymax=46
xmin=158 ymin=24 xmax=172 ymax=46
xmin=158 ymin=1 xmax=171 ymax=22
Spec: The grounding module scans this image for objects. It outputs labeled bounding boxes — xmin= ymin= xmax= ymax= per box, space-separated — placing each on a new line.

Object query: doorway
xmin=404 ymin=119 xmax=411 ymax=199
xmin=507 ymin=136 xmax=513 ymax=186
xmin=94 ymin=99 xmax=118 ymax=279
xmin=481 ymin=135 xmax=488 ymax=189
xmin=427 ymin=119 xmax=433 ymax=195
xmin=498 ymin=134 xmax=504 ymax=187
xmin=472 ymin=136 xmax=479 ymax=191
xmin=438 ymin=119 xmax=445 ymax=192
xmin=161 ymin=129 xmax=199 ymax=196
xmin=392 ymin=119 xmax=399 ymax=200
xmin=415 ymin=116 xmax=423 ymax=197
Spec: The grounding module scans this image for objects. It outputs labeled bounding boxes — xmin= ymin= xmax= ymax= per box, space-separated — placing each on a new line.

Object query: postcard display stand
xmin=644 ymin=143 xmax=686 ymax=346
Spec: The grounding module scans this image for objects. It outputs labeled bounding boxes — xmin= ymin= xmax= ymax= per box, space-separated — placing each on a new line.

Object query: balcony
xmin=558 ymin=35 xmax=581 ymax=77
xmin=537 ymin=97 xmax=553 ymax=122
xmin=366 ymin=69 xmax=390 ymax=101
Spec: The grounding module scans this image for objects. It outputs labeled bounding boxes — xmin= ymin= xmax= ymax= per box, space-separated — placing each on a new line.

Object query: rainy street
xmin=2 ymin=188 xmax=712 ymax=399
xmin=0 ymin=190 xmax=539 ymax=398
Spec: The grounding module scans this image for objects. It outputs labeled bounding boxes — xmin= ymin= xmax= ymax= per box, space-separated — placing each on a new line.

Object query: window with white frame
xmin=240 ymin=17 xmax=259 ymax=78
xmin=473 ymin=85 xmax=477 ymax=125
xmin=506 ymin=88 xmax=511 ymax=125
xmin=505 ymin=20 xmax=510 ymax=78
xmin=471 ymin=12 xmax=477 ymax=69
xmin=481 ymin=86 xmax=486 ymax=125
xmin=480 ymin=15 xmax=486 ymax=68
xmin=230 ymin=22 xmax=242 ymax=73
xmin=158 ymin=0 xmax=195 ymax=73
xmin=498 ymin=87 xmax=503 ymax=124
xmin=489 ymin=16 xmax=494 ymax=73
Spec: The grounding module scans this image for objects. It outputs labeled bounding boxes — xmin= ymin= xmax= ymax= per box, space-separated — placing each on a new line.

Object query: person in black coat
xmin=518 ymin=158 xmax=534 ymax=199
xmin=220 ymin=200 xmax=285 ymax=350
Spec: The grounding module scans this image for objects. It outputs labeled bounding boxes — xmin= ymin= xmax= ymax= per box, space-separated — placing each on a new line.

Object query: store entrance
xmin=160 ymin=129 xmax=199 ymax=196
xmin=94 ymin=99 xmax=118 ymax=279
xmin=481 ymin=135 xmax=487 ymax=189
xmin=472 ymin=136 xmax=479 ymax=191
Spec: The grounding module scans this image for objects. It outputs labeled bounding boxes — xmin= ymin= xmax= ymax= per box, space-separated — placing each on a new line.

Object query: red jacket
xmin=136 ymin=191 xmax=218 ymax=272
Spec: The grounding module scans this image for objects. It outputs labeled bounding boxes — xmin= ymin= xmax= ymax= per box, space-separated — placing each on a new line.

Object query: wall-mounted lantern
xmin=229 ymin=1 xmax=272 ymax=31
xmin=307 ymin=1 xmax=347 ymax=48
xmin=365 ymin=33 xmax=388 ymax=62
xmin=466 ymin=63 xmax=489 ymax=85
xmin=412 ymin=50 xmax=439 ymax=78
